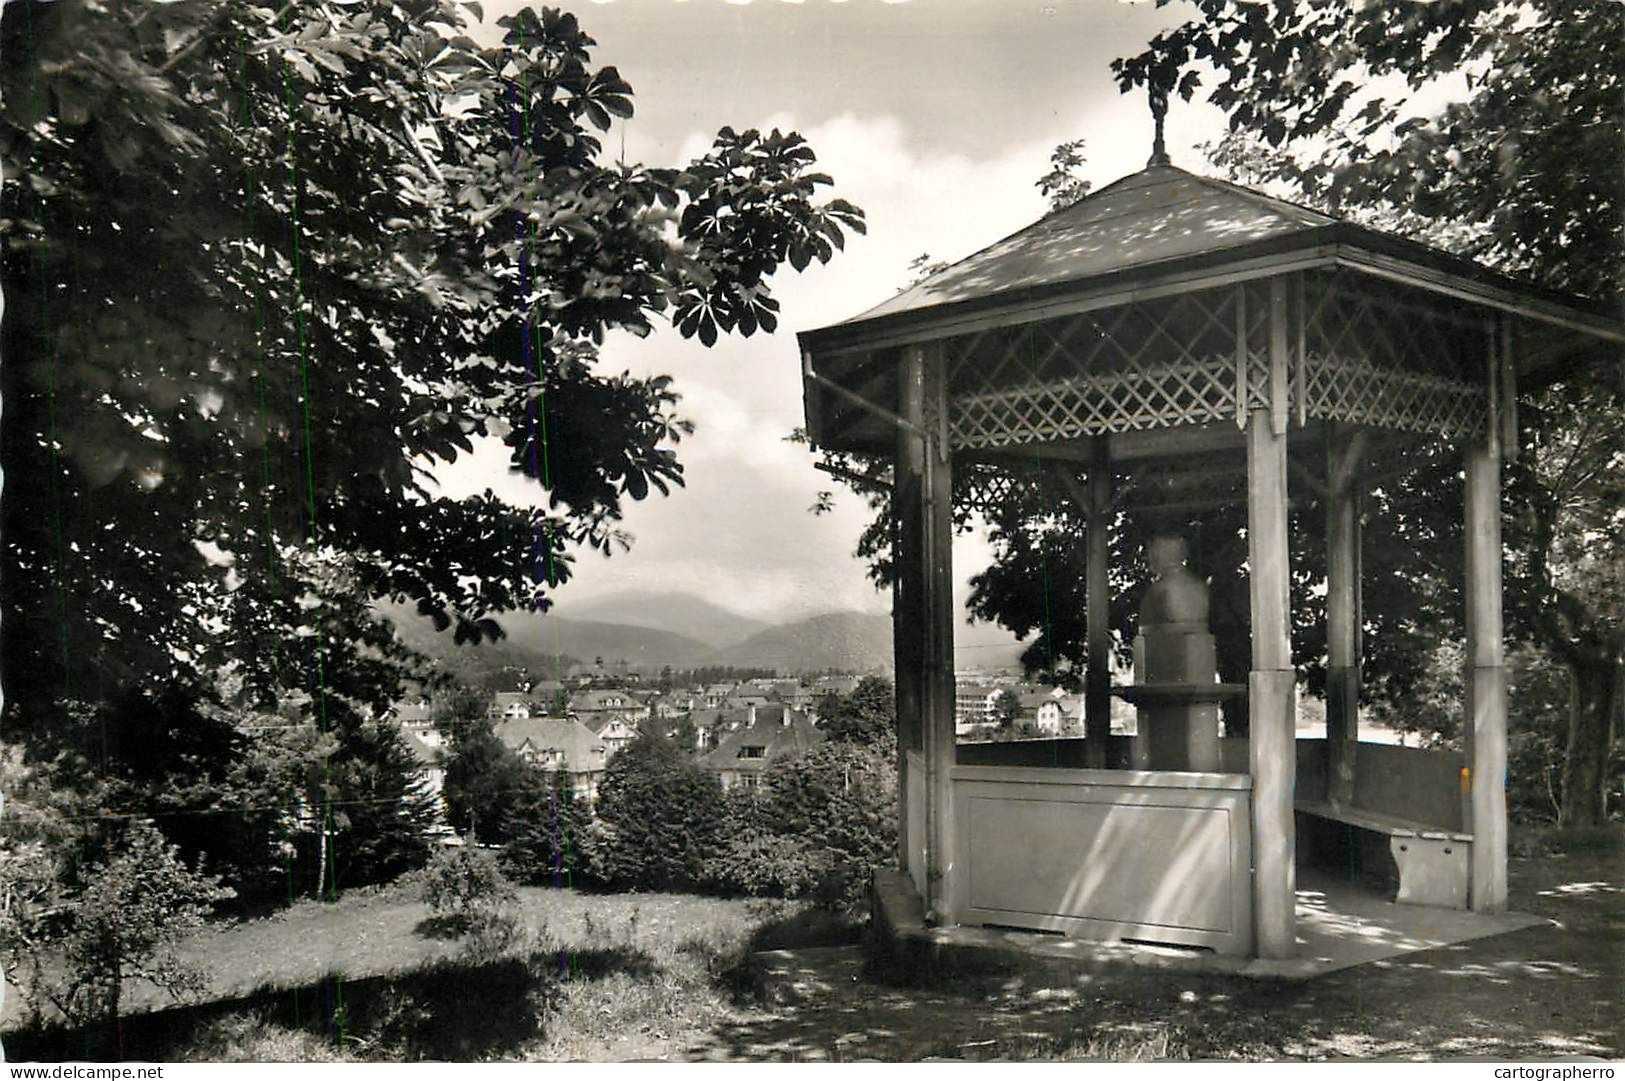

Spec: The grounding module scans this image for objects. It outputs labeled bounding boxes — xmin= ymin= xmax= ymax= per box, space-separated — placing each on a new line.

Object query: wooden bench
xmin=1295 ymin=800 xmax=1473 ymax=909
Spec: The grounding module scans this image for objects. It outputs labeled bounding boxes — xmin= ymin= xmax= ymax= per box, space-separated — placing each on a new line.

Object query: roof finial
xmin=1147 ymin=82 xmax=1171 ymax=168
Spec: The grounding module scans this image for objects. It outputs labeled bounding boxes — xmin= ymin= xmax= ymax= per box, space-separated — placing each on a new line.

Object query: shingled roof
xmin=697 ymin=709 xmax=822 ymax=775
xmin=798 ymin=163 xmax=1622 ymax=400
xmin=493 ymin=717 xmax=606 ymax=771
xmin=856 ymin=165 xmax=1333 ymax=327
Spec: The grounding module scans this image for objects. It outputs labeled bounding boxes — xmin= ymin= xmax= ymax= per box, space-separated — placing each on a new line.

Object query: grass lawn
xmin=178 ymin=883 xmax=782 ymax=1009
xmin=4 ymin=880 xmax=849 ymax=1062
xmin=8 ymin=825 xmax=1619 ymax=1062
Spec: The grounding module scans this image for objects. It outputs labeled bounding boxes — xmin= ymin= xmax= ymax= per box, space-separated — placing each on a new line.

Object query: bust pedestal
xmin=1131 ymin=623 xmax=1222 ymax=772
xmin=1125 ymin=536 xmax=1225 ymax=773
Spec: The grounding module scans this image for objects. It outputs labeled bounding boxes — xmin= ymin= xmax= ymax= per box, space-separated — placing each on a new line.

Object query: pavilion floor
xmin=871 ymin=867 xmax=1546 ymax=982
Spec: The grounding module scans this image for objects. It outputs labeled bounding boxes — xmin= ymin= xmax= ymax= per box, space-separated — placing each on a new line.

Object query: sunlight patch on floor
xmin=1537 ymin=881 xmax=1621 ymax=897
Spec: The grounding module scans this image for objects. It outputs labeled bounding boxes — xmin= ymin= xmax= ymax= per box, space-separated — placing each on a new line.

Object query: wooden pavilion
xmin=795 ymin=161 xmax=1624 ymax=959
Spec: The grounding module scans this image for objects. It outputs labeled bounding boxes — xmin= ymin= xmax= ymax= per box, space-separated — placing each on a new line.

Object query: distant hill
xmin=566 ymin=590 xmax=769 ymax=649
xmin=496 ymin=613 xmax=715 ymax=669
xmin=384 ymin=594 xmax=1028 ymax=683
xmin=381 ymin=602 xmax=714 ymax=685
xmin=715 ymin=611 xmax=895 ymax=673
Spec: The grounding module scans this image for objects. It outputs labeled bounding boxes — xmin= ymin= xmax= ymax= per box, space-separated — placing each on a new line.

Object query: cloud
xmin=433 ymin=112 xmax=1054 ymax=641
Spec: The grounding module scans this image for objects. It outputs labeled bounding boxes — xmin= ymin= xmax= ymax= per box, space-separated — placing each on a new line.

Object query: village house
xmin=591 ymin=713 xmax=640 ymax=758
xmin=493 ymin=716 xmax=609 ymax=804
xmin=697 ymin=704 xmax=822 ymax=790
xmin=700 ymin=683 xmax=736 ymax=708
xmin=1034 ymin=691 xmax=1083 ymax=734
xmin=810 ymin=675 xmax=860 ymax=698
xmin=530 ymin=678 xmax=569 ymax=715
xmin=768 ymin=681 xmax=816 ymax=712
xmin=401 ymin=729 xmax=448 ymax=828
xmin=569 ymin=688 xmax=644 ymax=716
xmin=651 ymin=695 xmax=687 ymax=720
xmin=389 ymin=698 xmax=447 ymax=750
xmin=568 ymin=689 xmax=649 ymax=738
xmin=566 ymin=658 xmax=636 ymax=685
xmin=953 ymin=684 xmax=1001 ymax=733
xmin=681 ymin=708 xmax=728 ymax=751
xmin=488 ymin=691 xmax=538 ymax=721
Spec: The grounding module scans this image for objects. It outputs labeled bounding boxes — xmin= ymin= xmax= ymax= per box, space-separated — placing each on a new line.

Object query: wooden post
xmin=897 ymin=341 xmax=958 ymax=924
xmin=1464 ymin=326 xmax=1508 ymax=913
xmin=923 ymin=344 xmax=958 ymax=924
xmin=1249 ymin=278 xmax=1297 ymax=959
xmin=1085 ymin=435 xmax=1113 ymax=768
xmin=1325 ymin=425 xmax=1366 ymax=808
xmin=894 ymin=350 xmax=926 ymax=876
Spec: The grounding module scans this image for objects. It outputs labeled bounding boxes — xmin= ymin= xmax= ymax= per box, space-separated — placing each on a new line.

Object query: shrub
xmin=37 ymin=820 xmax=234 ymax=1026
xmin=419 ymin=846 xmax=516 ymax=933
xmin=576 ymin=731 xmax=897 ymax=913
xmin=702 ymin=736 xmax=897 ymax=913
xmin=705 ymin=788 xmax=825 ymax=898
xmin=586 ymin=734 xmax=725 ymax=891
xmin=764 ymin=735 xmax=897 ymax=913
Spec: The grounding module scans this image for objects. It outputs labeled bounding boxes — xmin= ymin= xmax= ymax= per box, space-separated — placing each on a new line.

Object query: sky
xmin=434 ymin=0 xmax=1229 ymax=646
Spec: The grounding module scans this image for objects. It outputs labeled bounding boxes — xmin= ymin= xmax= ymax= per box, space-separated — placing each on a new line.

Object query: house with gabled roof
xmin=390 ymin=698 xmax=446 ymax=749
xmin=701 ymin=684 xmax=736 ymax=708
xmin=488 ymin=691 xmax=538 ymax=721
xmin=591 ymin=713 xmax=640 ymax=758
xmin=402 ymin=729 xmax=448 ymax=828
xmin=1035 ymin=691 xmax=1083 ymax=734
xmin=697 ymin=705 xmax=823 ymax=791
xmin=493 ymin=716 xmax=608 ymax=803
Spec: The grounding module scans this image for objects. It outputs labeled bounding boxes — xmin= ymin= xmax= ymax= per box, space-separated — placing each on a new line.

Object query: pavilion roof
xmin=799 ymin=164 xmax=1621 ymax=365
xmin=856 ymin=165 xmax=1332 ymax=323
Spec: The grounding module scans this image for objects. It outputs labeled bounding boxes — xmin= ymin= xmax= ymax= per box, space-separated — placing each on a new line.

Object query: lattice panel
xmin=1306 ymin=271 xmax=1481 ymax=383
xmin=1302 ymin=355 xmax=1487 ymax=438
xmin=956 ymin=461 xmax=1073 ymax=519
xmin=957 ymin=465 xmax=1021 ymax=517
xmin=1233 ymin=279 xmax=1269 ymax=416
xmin=951 ymin=356 xmax=1236 ymax=448
xmin=937 ymin=273 xmax=1490 ymax=450
xmin=946 ymin=287 xmax=1244 ymax=449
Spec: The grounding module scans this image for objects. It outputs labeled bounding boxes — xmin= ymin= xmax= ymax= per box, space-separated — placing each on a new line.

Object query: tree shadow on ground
xmin=4 ymin=942 xmax=668 ymax=1062
xmin=684 ymin=842 xmax=1625 ymax=1062
xmin=411 ymin=915 xmax=465 ymax=940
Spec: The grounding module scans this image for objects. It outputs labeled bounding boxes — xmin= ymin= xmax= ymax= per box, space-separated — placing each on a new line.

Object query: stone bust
xmin=1140 ymin=535 xmax=1209 ymax=629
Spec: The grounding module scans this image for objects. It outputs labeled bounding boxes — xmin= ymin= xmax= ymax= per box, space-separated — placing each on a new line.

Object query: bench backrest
xmin=1293 ymin=738 xmax=1465 ymax=832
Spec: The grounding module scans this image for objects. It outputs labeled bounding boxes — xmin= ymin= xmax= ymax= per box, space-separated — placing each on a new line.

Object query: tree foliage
xmin=498 ymin=766 xmax=587 ymax=887
xmin=440 ymin=714 xmax=537 ymax=845
xmin=1 ymin=0 xmax=863 ymax=894
xmin=816 ymin=675 xmax=896 ymax=745
xmin=1036 ymin=138 xmax=1091 ymax=212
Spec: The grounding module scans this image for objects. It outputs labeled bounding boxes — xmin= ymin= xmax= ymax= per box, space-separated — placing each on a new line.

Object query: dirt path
xmin=682 ymin=845 xmax=1625 ymax=1062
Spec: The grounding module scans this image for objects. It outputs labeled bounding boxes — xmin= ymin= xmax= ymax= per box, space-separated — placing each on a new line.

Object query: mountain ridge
xmin=386 ymin=591 xmax=1025 ymax=680
xmin=563 ymin=589 xmax=770 ymax=649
